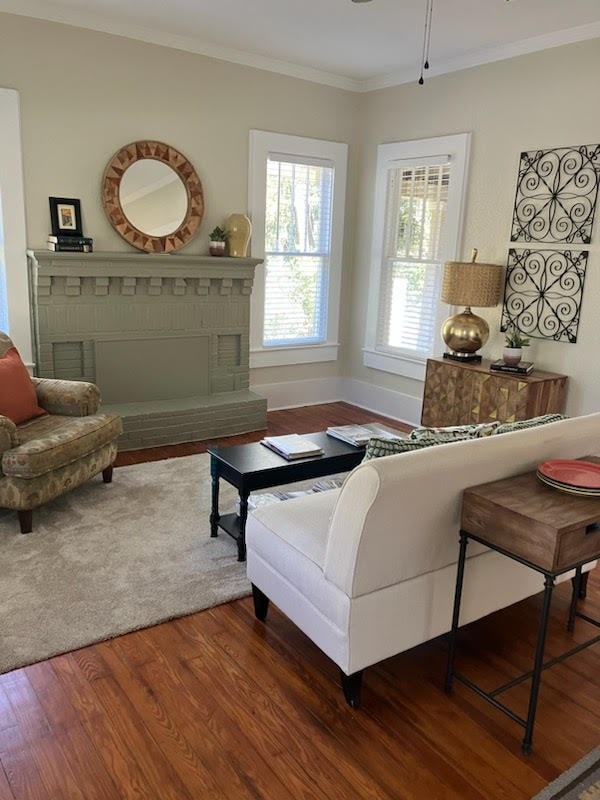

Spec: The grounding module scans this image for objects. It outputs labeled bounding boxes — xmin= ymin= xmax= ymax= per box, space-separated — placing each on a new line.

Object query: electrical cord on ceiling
xmin=419 ymin=0 xmax=434 ymax=85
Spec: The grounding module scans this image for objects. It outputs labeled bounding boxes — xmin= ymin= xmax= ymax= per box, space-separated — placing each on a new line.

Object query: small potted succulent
xmin=503 ymin=326 xmax=530 ymax=365
xmin=209 ymin=226 xmax=227 ymax=256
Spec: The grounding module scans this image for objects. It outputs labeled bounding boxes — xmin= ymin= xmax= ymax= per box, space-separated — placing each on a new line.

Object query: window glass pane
xmin=264 ymin=157 xmax=333 ymax=346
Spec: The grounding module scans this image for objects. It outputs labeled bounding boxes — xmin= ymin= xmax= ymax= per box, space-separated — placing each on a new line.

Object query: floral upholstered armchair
xmin=0 ymin=333 xmax=122 ymax=533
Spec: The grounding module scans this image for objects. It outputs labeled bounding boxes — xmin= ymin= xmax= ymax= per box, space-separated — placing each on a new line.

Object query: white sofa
xmin=246 ymin=413 xmax=600 ymax=707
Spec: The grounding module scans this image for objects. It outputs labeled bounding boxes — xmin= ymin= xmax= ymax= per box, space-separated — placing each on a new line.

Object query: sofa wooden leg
xmin=251 ymin=584 xmax=270 ymax=621
xmin=18 ymin=510 xmax=33 ymax=534
xmin=340 ymin=669 xmax=363 ymax=709
xmin=102 ymin=466 xmax=113 ymax=484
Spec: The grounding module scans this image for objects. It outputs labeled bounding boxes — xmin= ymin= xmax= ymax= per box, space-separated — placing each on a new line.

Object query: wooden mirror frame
xmin=101 ymin=140 xmax=204 ymax=253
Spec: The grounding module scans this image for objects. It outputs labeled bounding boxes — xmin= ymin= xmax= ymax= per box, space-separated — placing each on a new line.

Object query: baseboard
xmin=251 ymin=376 xmax=422 ymax=427
xmin=251 ymin=377 xmax=345 ymax=410
xmin=343 ymin=379 xmax=422 ymax=427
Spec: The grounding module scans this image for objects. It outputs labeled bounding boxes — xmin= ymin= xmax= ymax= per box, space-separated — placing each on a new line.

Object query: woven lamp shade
xmin=441 ymin=261 xmax=503 ymax=308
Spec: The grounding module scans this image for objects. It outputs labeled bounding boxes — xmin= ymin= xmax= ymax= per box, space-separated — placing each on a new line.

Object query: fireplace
xmin=28 ymin=250 xmax=267 ymax=450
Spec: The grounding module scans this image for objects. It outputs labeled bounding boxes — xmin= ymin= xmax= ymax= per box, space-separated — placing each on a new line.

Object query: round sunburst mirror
xmin=101 ymin=140 xmax=204 ymax=253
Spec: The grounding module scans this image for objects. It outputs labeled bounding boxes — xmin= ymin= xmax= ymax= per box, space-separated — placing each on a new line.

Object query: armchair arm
xmin=0 ymin=415 xmax=19 ymax=455
xmin=31 ymin=377 xmax=101 ymax=417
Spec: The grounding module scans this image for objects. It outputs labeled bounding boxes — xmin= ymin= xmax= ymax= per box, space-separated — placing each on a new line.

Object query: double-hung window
xmin=249 ymin=131 xmax=347 ymax=368
xmin=364 ymin=133 xmax=470 ymax=381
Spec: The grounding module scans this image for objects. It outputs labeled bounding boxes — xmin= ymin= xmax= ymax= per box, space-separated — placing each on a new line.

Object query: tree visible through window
xmin=263 ymin=155 xmax=333 ymax=346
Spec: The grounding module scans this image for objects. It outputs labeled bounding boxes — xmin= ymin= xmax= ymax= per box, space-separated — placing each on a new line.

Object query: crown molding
xmin=360 ymin=20 xmax=600 ymax=92
xmin=1 ymin=3 xmax=599 ymax=94
xmin=0 ymin=3 xmax=363 ymax=92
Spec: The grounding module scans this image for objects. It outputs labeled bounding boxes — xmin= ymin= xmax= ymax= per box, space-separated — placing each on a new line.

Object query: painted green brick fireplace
xmin=28 ymin=250 xmax=267 ymax=450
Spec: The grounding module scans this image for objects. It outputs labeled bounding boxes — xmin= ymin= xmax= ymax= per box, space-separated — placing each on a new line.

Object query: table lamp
xmin=441 ymin=249 xmax=503 ymax=362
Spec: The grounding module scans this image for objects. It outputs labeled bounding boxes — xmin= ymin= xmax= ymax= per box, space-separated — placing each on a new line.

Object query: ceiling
xmin=2 ymin=0 xmax=600 ymax=90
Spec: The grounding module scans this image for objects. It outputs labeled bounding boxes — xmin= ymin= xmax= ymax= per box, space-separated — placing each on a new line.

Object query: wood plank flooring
xmin=1 ymin=402 xmax=598 ymax=799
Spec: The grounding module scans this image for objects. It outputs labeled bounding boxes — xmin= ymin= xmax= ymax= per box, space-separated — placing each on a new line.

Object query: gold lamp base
xmin=441 ymin=307 xmax=489 ymax=361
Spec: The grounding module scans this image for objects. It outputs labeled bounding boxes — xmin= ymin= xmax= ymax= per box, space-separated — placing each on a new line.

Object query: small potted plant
xmin=209 ymin=226 xmax=227 ymax=256
xmin=503 ymin=326 xmax=530 ymax=365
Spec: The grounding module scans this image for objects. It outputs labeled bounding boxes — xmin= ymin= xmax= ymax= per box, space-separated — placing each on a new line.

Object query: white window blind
xmin=376 ymin=160 xmax=450 ymax=357
xmin=263 ymin=155 xmax=334 ymax=347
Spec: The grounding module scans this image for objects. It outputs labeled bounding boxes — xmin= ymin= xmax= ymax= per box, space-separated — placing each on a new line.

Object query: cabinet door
xmin=478 ymin=374 xmax=530 ymax=423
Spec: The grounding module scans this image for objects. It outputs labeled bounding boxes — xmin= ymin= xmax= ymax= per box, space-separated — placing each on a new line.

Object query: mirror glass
xmin=101 ymin=140 xmax=204 ymax=253
xmin=119 ymin=160 xmax=188 ymax=237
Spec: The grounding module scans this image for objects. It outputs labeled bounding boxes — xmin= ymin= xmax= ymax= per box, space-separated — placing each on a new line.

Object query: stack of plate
xmin=536 ymin=459 xmax=600 ymax=496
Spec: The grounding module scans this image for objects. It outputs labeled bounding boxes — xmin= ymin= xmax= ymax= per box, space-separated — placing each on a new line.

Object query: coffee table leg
xmin=237 ymin=490 xmax=249 ymax=562
xmin=210 ymin=463 xmax=220 ymax=538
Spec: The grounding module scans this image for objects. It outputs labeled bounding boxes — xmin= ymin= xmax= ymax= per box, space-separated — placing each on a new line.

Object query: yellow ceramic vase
xmin=225 ymin=213 xmax=252 ymax=257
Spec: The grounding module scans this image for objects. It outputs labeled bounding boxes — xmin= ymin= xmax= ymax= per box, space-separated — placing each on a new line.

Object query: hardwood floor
xmin=1 ymin=402 xmax=598 ymax=799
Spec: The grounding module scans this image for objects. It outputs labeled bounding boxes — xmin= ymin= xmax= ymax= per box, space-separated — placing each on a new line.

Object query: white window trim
xmin=0 ymin=89 xmax=32 ymax=366
xmin=363 ymin=133 xmax=471 ymax=381
xmin=248 ymin=130 xmax=347 ymax=368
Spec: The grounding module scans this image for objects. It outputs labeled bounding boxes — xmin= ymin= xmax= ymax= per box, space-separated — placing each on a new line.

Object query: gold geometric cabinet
xmin=421 ymin=357 xmax=568 ymax=427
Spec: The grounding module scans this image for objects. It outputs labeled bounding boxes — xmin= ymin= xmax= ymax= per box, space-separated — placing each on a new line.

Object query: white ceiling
xmin=2 ymin=0 xmax=600 ymax=90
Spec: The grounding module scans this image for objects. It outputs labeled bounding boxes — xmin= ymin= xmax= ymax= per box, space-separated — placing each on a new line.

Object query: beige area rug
xmin=531 ymin=747 xmax=600 ymax=799
xmin=0 ymin=454 xmax=252 ymax=675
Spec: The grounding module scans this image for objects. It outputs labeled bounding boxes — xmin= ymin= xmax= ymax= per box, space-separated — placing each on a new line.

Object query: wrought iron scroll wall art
xmin=502 ymin=142 xmax=599 ymax=343
xmin=511 ymin=144 xmax=600 ymax=244
xmin=500 ymin=249 xmax=588 ymax=344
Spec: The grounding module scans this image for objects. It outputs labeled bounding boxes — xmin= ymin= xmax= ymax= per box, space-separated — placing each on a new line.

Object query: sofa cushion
xmin=410 ymin=421 xmax=501 ymax=442
xmin=0 ymin=348 xmax=46 ymax=425
xmin=492 ymin=413 xmax=567 ymax=435
xmin=363 ymin=436 xmax=439 ymax=461
xmin=2 ymin=413 xmax=123 ymax=478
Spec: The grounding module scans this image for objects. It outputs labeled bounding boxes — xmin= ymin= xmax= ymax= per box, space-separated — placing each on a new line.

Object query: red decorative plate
xmin=537 ymin=459 xmax=600 ymax=490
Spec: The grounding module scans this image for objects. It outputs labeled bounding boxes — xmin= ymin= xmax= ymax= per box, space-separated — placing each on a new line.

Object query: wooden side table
xmin=444 ymin=462 xmax=600 ymax=754
xmin=421 ymin=357 xmax=567 ymax=426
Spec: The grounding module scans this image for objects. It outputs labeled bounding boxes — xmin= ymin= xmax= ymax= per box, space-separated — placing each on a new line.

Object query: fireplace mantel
xmin=27 ymin=249 xmax=267 ymax=450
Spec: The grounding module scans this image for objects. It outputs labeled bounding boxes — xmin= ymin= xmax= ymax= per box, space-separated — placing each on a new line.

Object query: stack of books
xmin=490 ymin=359 xmax=534 ymax=375
xmin=260 ymin=434 xmax=324 ymax=460
xmin=326 ymin=423 xmax=405 ymax=447
xmin=47 ymin=235 xmax=94 ymax=252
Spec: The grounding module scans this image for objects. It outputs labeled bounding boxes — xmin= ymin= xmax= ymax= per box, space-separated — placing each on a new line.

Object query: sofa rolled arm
xmin=0 ymin=415 xmax=19 ymax=454
xmin=31 ymin=377 xmax=101 ymax=416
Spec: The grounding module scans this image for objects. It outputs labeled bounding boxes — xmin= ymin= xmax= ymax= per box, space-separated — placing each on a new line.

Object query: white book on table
xmin=261 ymin=434 xmax=324 ymax=459
xmin=326 ymin=423 xmax=405 ymax=447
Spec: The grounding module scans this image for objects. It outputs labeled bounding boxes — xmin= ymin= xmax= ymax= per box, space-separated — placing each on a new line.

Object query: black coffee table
xmin=208 ymin=432 xmax=368 ymax=561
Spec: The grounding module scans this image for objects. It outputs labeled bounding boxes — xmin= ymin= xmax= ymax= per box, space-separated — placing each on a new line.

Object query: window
xmin=0 ymin=89 xmax=31 ymax=360
xmin=364 ymin=134 xmax=470 ymax=381
xmin=249 ymin=131 xmax=347 ymax=368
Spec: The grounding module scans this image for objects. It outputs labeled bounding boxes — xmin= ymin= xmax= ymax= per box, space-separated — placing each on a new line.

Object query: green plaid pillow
xmin=363 ymin=436 xmax=441 ymax=461
xmin=410 ymin=421 xmax=500 ymax=442
xmin=492 ymin=414 xmax=567 ymax=435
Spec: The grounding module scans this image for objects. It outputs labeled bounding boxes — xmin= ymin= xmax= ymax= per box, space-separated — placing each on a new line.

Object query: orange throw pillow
xmin=0 ymin=347 xmax=47 ymax=424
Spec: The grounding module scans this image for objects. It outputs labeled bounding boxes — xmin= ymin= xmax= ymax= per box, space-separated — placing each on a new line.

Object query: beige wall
xmin=2 ymin=13 xmax=599 ymax=416
xmin=352 ymin=38 xmax=600 ymax=416
xmin=0 ymin=13 xmax=359 ymax=386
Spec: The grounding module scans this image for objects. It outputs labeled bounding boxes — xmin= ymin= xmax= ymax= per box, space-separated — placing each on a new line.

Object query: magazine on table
xmin=260 ymin=434 xmax=324 ymax=460
xmin=326 ymin=423 xmax=405 ymax=447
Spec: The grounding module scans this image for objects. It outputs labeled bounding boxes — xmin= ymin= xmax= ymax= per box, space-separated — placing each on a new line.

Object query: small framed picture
xmin=49 ymin=197 xmax=83 ymax=237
